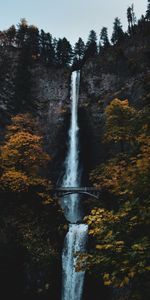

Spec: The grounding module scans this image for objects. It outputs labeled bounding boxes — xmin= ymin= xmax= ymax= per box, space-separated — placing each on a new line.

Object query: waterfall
xmin=61 ymin=71 xmax=88 ymax=300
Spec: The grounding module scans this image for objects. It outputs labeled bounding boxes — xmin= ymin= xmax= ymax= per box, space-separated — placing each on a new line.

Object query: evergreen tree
xmin=16 ymin=18 xmax=28 ymax=48
xmin=56 ymin=38 xmax=72 ymax=66
xmin=100 ymin=27 xmax=110 ymax=47
xmin=111 ymin=18 xmax=124 ymax=44
xmin=85 ymin=30 xmax=98 ymax=58
xmin=73 ymin=37 xmax=85 ymax=68
xmin=39 ymin=29 xmax=47 ymax=62
xmin=27 ymin=25 xmax=40 ymax=60
xmin=6 ymin=25 xmax=16 ymax=46
xmin=74 ymin=37 xmax=85 ymax=61
xmin=131 ymin=4 xmax=136 ymax=25
xmin=45 ymin=33 xmax=56 ymax=65
xmin=127 ymin=6 xmax=132 ymax=32
xmin=146 ymin=0 xmax=150 ymax=20
xmin=127 ymin=4 xmax=136 ymax=33
xmin=12 ymin=50 xmax=32 ymax=113
xmin=40 ymin=30 xmax=55 ymax=65
xmin=0 ymin=31 xmax=7 ymax=47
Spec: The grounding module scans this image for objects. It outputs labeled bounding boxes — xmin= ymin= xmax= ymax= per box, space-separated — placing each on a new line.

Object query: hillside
xmin=0 ymin=14 xmax=150 ymax=300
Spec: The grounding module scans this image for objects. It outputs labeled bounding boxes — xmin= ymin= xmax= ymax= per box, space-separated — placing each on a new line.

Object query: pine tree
xmin=40 ymin=29 xmax=47 ymax=62
xmin=127 ymin=6 xmax=132 ymax=32
xmin=74 ymin=37 xmax=85 ymax=61
xmin=146 ymin=0 xmax=150 ymax=20
xmin=27 ymin=25 xmax=40 ymax=60
xmin=73 ymin=37 xmax=85 ymax=68
xmin=127 ymin=4 xmax=136 ymax=34
xmin=85 ymin=30 xmax=98 ymax=58
xmin=111 ymin=18 xmax=124 ymax=44
xmin=6 ymin=25 xmax=16 ymax=46
xmin=100 ymin=27 xmax=110 ymax=48
xmin=12 ymin=50 xmax=32 ymax=113
xmin=45 ymin=33 xmax=56 ymax=65
xmin=56 ymin=38 xmax=72 ymax=66
xmin=16 ymin=18 xmax=28 ymax=48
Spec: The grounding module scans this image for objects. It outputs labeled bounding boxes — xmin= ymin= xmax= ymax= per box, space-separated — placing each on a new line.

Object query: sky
xmin=0 ymin=0 xmax=148 ymax=45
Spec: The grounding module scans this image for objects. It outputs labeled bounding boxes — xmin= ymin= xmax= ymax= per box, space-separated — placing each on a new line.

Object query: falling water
xmin=61 ymin=71 xmax=88 ymax=300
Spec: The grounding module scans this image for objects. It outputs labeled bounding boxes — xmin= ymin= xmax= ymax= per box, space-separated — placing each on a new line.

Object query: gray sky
xmin=0 ymin=0 xmax=148 ymax=45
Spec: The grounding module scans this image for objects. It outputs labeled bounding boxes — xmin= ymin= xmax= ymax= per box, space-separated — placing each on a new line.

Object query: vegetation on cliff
xmin=78 ymin=99 xmax=150 ymax=299
xmin=0 ymin=114 xmax=65 ymax=299
xmin=0 ymin=1 xmax=150 ymax=300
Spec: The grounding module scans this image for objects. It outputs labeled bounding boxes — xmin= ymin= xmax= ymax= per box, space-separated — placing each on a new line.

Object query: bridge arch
xmin=51 ymin=187 xmax=101 ymax=200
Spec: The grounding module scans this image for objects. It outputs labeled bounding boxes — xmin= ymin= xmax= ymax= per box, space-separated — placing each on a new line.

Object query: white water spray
xmin=61 ymin=71 xmax=88 ymax=300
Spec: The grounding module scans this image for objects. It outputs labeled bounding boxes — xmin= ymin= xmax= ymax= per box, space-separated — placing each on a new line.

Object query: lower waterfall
xmin=61 ymin=70 xmax=88 ymax=300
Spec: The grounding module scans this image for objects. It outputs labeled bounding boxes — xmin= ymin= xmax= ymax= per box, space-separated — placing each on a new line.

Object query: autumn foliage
xmin=79 ymin=99 xmax=150 ymax=298
xmin=0 ymin=114 xmax=50 ymax=193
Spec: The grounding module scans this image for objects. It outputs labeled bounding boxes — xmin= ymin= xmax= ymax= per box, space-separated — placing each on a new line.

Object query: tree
xmin=39 ymin=30 xmax=56 ymax=65
xmin=145 ymin=0 xmax=150 ymax=20
xmin=100 ymin=27 xmax=110 ymax=48
xmin=45 ymin=33 xmax=56 ymax=65
xmin=0 ymin=114 xmax=50 ymax=193
xmin=16 ymin=18 xmax=28 ymax=48
xmin=56 ymin=38 xmax=72 ymax=66
xmin=74 ymin=38 xmax=85 ymax=61
xmin=127 ymin=6 xmax=132 ymax=32
xmin=12 ymin=24 xmax=40 ymax=112
xmin=82 ymin=194 xmax=150 ymax=293
xmin=40 ymin=29 xmax=47 ymax=62
xmin=85 ymin=30 xmax=98 ymax=58
xmin=0 ymin=31 xmax=8 ymax=47
xmin=127 ymin=4 xmax=136 ymax=34
xmin=72 ymin=37 xmax=85 ymax=68
xmin=27 ymin=25 xmax=40 ymax=60
xmin=103 ymin=99 xmax=137 ymax=151
xmin=12 ymin=47 xmax=32 ymax=113
xmin=111 ymin=18 xmax=124 ymax=44
xmin=6 ymin=25 xmax=16 ymax=46
xmin=77 ymin=102 xmax=150 ymax=299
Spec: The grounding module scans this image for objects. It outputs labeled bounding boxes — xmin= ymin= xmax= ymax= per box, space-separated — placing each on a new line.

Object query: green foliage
xmin=6 ymin=25 xmax=16 ymax=45
xmin=85 ymin=30 xmax=98 ymax=58
xmin=73 ymin=37 xmax=85 ymax=68
xmin=56 ymin=38 xmax=72 ymax=67
xmin=127 ymin=4 xmax=136 ymax=33
xmin=111 ymin=18 xmax=124 ymax=44
xmin=100 ymin=27 xmax=110 ymax=48
xmin=146 ymin=0 xmax=150 ymax=20
xmin=40 ymin=30 xmax=56 ymax=65
xmin=74 ymin=38 xmax=85 ymax=60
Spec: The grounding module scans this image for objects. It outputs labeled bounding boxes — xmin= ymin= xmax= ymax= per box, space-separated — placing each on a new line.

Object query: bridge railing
xmin=52 ymin=187 xmax=101 ymax=192
xmin=50 ymin=187 xmax=101 ymax=200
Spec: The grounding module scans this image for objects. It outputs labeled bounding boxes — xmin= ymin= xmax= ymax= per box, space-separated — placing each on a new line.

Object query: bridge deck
xmin=52 ymin=187 xmax=101 ymax=192
xmin=50 ymin=187 xmax=101 ymax=199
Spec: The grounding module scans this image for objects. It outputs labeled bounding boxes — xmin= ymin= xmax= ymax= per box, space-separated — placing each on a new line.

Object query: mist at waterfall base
xmin=61 ymin=71 xmax=88 ymax=300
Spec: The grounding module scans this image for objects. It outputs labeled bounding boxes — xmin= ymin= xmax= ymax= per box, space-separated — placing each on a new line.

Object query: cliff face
xmin=0 ymin=49 xmax=71 ymax=178
xmin=31 ymin=65 xmax=71 ymax=179
xmin=79 ymin=33 xmax=150 ymax=168
xmin=1 ymin=32 xmax=150 ymax=174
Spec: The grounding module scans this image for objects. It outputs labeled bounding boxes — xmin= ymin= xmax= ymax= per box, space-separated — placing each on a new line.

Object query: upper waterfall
xmin=61 ymin=70 xmax=88 ymax=300
xmin=61 ymin=70 xmax=82 ymax=223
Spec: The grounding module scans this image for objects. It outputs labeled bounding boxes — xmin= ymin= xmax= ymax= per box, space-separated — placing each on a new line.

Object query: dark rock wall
xmin=79 ymin=36 xmax=150 ymax=167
